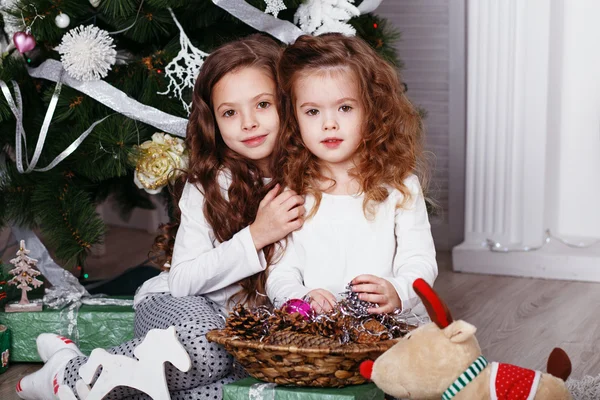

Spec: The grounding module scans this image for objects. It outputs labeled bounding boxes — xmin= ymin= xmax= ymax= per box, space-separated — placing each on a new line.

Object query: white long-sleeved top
xmin=266 ymin=174 xmax=437 ymax=318
xmin=134 ymin=172 xmax=267 ymax=315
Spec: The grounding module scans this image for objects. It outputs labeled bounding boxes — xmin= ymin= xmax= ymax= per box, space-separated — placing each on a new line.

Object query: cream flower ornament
xmin=133 ymin=133 xmax=188 ymax=194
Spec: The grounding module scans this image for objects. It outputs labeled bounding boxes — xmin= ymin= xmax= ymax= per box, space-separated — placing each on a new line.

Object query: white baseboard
xmin=452 ymin=240 xmax=600 ymax=282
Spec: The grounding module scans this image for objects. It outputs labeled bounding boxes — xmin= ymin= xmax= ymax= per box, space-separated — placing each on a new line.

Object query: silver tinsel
xmin=340 ymin=283 xmax=379 ymax=317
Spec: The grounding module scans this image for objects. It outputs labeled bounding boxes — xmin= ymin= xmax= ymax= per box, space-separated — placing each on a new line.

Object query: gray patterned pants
xmin=62 ymin=294 xmax=247 ymax=400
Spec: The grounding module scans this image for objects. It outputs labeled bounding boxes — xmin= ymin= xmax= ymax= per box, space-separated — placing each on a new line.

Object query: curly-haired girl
xmin=267 ymin=34 xmax=437 ymax=318
xmin=18 ymin=34 xmax=304 ymax=400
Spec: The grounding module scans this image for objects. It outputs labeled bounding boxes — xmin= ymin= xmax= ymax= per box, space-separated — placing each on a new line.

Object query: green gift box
xmin=0 ymin=301 xmax=134 ymax=362
xmin=223 ymin=378 xmax=384 ymax=400
xmin=0 ymin=324 xmax=10 ymax=374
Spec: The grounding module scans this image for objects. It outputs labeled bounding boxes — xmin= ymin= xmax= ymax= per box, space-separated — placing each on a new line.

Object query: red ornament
xmin=359 ymin=360 xmax=374 ymax=379
xmin=13 ymin=31 xmax=36 ymax=53
xmin=373 ymin=23 xmax=378 ymax=29
xmin=282 ymin=298 xmax=312 ymax=319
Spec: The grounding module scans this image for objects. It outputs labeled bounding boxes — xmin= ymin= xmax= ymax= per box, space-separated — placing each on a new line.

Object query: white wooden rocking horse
xmin=57 ymin=326 xmax=191 ymax=400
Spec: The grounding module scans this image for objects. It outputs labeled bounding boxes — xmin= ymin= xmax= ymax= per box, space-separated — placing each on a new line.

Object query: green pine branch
xmin=98 ymin=0 xmax=138 ymax=19
xmin=351 ymin=14 xmax=402 ymax=68
xmin=31 ymin=177 xmax=105 ymax=268
xmin=118 ymin=6 xmax=175 ymax=43
xmin=1 ymin=163 xmax=46 ymax=227
xmin=10 ymin=0 xmax=90 ymax=45
xmin=74 ymin=116 xmax=150 ymax=181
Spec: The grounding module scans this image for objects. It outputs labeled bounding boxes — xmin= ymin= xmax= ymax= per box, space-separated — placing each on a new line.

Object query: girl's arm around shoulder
xmin=168 ymin=178 xmax=267 ymax=297
xmin=388 ymin=174 xmax=438 ymax=311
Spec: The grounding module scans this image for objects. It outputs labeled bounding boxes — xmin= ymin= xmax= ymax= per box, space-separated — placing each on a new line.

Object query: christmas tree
xmin=0 ymin=0 xmax=401 ymax=278
xmin=8 ymin=239 xmax=43 ymax=305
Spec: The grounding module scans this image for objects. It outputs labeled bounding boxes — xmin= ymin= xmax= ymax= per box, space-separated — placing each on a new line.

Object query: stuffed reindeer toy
xmin=360 ymin=279 xmax=573 ymax=400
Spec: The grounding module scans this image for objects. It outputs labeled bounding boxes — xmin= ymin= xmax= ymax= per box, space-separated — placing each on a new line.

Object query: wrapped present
xmin=0 ymin=324 xmax=10 ymax=374
xmin=223 ymin=378 xmax=384 ymax=400
xmin=0 ymin=300 xmax=134 ymax=362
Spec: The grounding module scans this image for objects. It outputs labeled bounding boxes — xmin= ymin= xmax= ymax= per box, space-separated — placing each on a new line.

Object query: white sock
xmin=16 ymin=348 xmax=80 ymax=400
xmin=36 ymin=334 xmax=83 ymax=363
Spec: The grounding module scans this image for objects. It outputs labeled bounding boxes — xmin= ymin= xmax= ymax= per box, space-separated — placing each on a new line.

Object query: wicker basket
xmin=207 ymin=329 xmax=400 ymax=387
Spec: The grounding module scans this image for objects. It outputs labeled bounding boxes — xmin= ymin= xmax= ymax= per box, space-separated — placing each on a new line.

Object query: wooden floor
xmin=1 ymin=227 xmax=600 ymax=398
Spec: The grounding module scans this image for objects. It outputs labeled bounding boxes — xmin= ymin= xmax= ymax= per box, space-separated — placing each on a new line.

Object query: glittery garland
xmin=227 ymin=281 xmax=420 ymax=345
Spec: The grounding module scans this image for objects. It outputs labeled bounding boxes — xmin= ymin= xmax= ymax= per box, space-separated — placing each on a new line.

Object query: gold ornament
xmin=132 ymin=133 xmax=188 ymax=194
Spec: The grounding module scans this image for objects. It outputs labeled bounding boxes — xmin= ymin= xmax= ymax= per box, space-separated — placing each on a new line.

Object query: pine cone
xmin=311 ymin=314 xmax=351 ymax=341
xmin=350 ymin=319 xmax=390 ymax=344
xmin=264 ymin=331 xmax=342 ymax=348
xmin=224 ymin=304 xmax=265 ymax=340
xmin=265 ymin=309 xmax=311 ymax=334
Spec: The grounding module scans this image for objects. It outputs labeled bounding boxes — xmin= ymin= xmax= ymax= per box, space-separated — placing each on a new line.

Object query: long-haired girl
xmin=18 ymin=34 xmax=304 ymax=400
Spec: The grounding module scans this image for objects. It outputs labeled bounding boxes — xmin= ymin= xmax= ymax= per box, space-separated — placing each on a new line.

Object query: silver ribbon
xmin=1 ymin=78 xmax=112 ymax=173
xmin=35 ymin=116 xmax=112 ymax=172
xmin=28 ymin=79 xmax=63 ymax=173
xmin=107 ymin=0 xmax=145 ymax=35
xmin=1 ymin=79 xmax=29 ymax=173
xmin=211 ymin=0 xmax=384 ymax=45
xmin=249 ymin=382 xmax=277 ymax=400
xmin=212 ymin=0 xmax=304 ymax=44
xmin=43 ymin=273 xmax=88 ymax=308
xmin=44 ymin=283 xmax=133 ymax=310
xmin=27 ymin=59 xmax=188 ymax=136
xmin=45 ymin=285 xmax=134 ymax=340
xmin=357 ymin=0 xmax=383 ymax=14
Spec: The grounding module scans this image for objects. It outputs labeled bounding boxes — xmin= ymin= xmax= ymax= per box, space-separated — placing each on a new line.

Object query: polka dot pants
xmin=62 ymin=294 xmax=247 ymax=399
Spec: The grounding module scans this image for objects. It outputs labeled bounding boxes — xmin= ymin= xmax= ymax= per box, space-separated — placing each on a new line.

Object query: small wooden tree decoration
xmin=5 ymin=240 xmax=43 ymax=312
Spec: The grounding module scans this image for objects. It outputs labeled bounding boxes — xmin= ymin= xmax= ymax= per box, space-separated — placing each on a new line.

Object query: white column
xmin=545 ymin=1 xmax=600 ymax=239
xmin=453 ymin=0 xmax=600 ymax=282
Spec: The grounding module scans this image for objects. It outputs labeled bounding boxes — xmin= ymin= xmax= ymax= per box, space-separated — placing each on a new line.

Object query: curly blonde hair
xmin=274 ymin=33 xmax=428 ymax=216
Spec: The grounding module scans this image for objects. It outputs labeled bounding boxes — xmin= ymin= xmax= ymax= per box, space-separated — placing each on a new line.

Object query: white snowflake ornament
xmin=265 ymin=0 xmax=286 ymax=18
xmin=158 ymin=9 xmax=209 ymax=115
xmin=57 ymin=25 xmax=117 ymax=81
xmin=295 ymin=0 xmax=360 ymax=36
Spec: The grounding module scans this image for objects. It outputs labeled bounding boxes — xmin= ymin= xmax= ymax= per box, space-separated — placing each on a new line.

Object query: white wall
xmin=454 ymin=0 xmax=600 ymax=282
xmin=546 ymin=0 xmax=600 ymax=240
xmin=377 ymin=0 xmax=460 ymax=250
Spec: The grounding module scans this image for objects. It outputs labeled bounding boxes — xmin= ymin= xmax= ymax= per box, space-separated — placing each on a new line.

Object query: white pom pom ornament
xmin=57 ymin=25 xmax=117 ymax=81
xmin=55 ymin=13 xmax=70 ymax=29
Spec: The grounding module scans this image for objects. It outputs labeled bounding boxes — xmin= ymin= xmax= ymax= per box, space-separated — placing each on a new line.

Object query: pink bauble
xmin=282 ymin=299 xmax=312 ymax=319
xmin=13 ymin=31 xmax=36 ymax=54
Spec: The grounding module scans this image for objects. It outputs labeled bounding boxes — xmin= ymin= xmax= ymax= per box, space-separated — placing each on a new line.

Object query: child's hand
xmin=250 ymin=184 xmax=305 ymax=250
xmin=351 ymin=274 xmax=402 ymax=314
xmin=306 ymin=289 xmax=337 ymax=313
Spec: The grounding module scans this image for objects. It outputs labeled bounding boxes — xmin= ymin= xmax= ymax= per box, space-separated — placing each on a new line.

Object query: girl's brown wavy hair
xmin=274 ymin=34 xmax=428 ymax=216
xmin=151 ymin=34 xmax=283 ymax=307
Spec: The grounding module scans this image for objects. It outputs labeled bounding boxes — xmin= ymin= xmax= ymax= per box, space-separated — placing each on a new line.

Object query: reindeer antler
xmin=413 ymin=279 xmax=453 ymax=328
